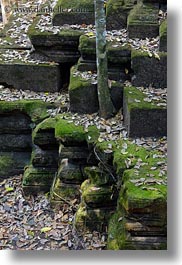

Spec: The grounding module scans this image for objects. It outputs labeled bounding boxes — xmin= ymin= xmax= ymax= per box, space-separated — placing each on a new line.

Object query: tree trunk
xmin=94 ymin=0 xmax=115 ymax=119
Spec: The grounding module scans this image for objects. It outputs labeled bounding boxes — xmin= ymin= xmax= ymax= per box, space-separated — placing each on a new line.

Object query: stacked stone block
xmin=0 ymin=100 xmax=52 ymax=178
xmin=131 ymin=50 xmax=167 ymax=88
xmin=127 ymin=1 xmax=159 ymax=39
xmin=123 ymin=86 xmax=167 ymax=137
xmin=107 ymin=167 xmax=167 ymax=250
xmin=75 ymin=166 xmax=118 ymax=232
xmin=99 ymin=139 xmax=168 ymax=250
xmin=22 ymin=117 xmax=59 ymax=195
xmin=50 ymin=118 xmax=99 ymax=207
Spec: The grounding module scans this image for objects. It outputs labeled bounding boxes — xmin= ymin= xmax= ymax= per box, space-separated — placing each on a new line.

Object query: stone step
xmin=57 ymin=161 xmax=85 ymax=185
xmin=127 ymin=2 xmax=159 ymax=39
xmin=32 ymin=117 xmax=58 ymax=150
xmin=81 ymin=179 xmax=118 ymax=208
xmin=123 ymin=86 xmax=167 ymax=137
xmin=0 ymin=112 xmax=32 ymax=134
xmin=75 ymin=202 xmax=116 ymax=233
xmin=22 ymin=165 xmax=56 ymax=195
xmin=131 ymin=49 xmax=167 ymax=88
xmin=53 ymin=0 xmax=136 ymax=30
xmin=79 ymin=35 xmax=131 ymax=66
xmin=28 ymin=15 xmax=82 ymax=64
xmin=69 ymin=66 xmax=124 ymax=114
xmin=31 ymin=147 xmax=58 ymax=169
xmin=50 ymin=177 xmax=80 ymax=208
xmin=0 ymin=50 xmax=61 ymax=92
xmin=52 ymin=0 xmax=95 ymax=26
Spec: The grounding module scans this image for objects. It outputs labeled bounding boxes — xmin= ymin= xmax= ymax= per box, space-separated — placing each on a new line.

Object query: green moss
xmin=28 ymin=16 xmax=82 ymax=38
xmin=0 ymin=100 xmax=53 ymax=123
xmin=0 ymin=155 xmax=15 ymax=177
xmin=75 ymin=202 xmax=113 ymax=232
xmin=124 ymin=86 xmax=166 ymax=111
xmin=51 ymin=178 xmax=80 ymax=200
xmin=106 ymin=0 xmax=129 ymax=16
xmin=69 ymin=66 xmax=93 ymax=91
xmin=84 ymin=166 xmax=114 ymax=186
xmin=119 ymin=167 xmax=167 ymax=212
xmin=82 ymin=182 xmax=117 ymax=206
xmin=107 ymin=211 xmax=127 ymax=250
xmin=79 ymin=35 xmax=96 ymax=54
xmin=54 ymin=0 xmax=94 ymax=13
xmin=160 ymin=19 xmax=167 ymax=37
xmin=32 ymin=117 xmax=57 ymax=141
xmin=127 ymin=2 xmax=159 ymax=26
xmin=55 ymin=118 xmax=85 ymax=143
xmin=22 ymin=165 xmax=55 ymax=186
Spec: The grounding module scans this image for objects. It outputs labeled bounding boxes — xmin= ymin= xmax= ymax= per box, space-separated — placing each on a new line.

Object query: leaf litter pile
xmin=0 ymin=175 xmax=106 ymax=250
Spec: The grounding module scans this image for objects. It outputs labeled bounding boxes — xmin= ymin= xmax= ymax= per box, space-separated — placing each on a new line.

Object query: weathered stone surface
xmin=69 ymin=67 xmax=99 ymax=114
xmin=0 ymin=134 xmax=32 ymax=151
xmin=79 ymin=35 xmax=131 ymax=65
xmin=33 ymin=49 xmax=80 ymax=64
xmin=106 ymin=0 xmax=137 ymax=30
xmin=33 ymin=117 xmax=58 ymax=150
xmin=84 ymin=166 xmax=115 ymax=186
xmin=123 ymin=86 xmax=167 ymax=137
xmin=0 ymin=100 xmax=54 ymax=124
xmin=0 ymin=152 xmax=31 ymax=178
xmin=107 ymin=162 xmax=167 ymax=250
xmin=81 ymin=179 xmax=117 ymax=208
xmin=159 ymin=19 xmax=167 ymax=52
xmin=75 ymin=202 xmax=115 ymax=232
xmin=107 ymin=213 xmax=167 ymax=250
xmin=127 ymin=3 xmax=159 ymax=39
xmin=53 ymin=0 xmax=95 ymax=26
xmin=59 ymin=145 xmax=89 ymax=164
xmin=22 ymin=166 xmax=56 ymax=187
xmin=58 ymin=161 xmax=85 ymax=184
xmin=31 ymin=147 xmax=58 ymax=168
xmin=110 ymin=82 xmax=123 ymax=111
xmin=0 ymin=113 xmax=32 ymax=134
xmin=131 ymin=50 xmax=167 ymax=88
xmin=50 ymin=177 xmax=80 ymax=207
xmin=0 ymin=60 xmax=61 ymax=92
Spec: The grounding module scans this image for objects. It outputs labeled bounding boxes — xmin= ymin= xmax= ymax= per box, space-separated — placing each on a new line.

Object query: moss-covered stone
xmin=123 ymin=86 xmax=167 ymax=137
xmin=32 ymin=117 xmax=58 ymax=149
xmin=31 ymin=148 xmax=58 ymax=168
xmin=131 ymin=50 xmax=167 ymax=88
xmin=75 ymin=202 xmax=114 ymax=232
xmin=124 ymin=86 xmax=165 ymax=111
xmin=22 ymin=165 xmax=55 ymax=187
xmin=106 ymin=0 xmax=136 ymax=30
xmin=159 ymin=19 xmax=167 ymax=52
xmin=120 ymin=167 xmax=167 ymax=213
xmin=0 ymin=59 xmax=61 ymax=92
xmin=81 ymin=180 xmax=117 ymax=208
xmin=69 ymin=66 xmax=99 ymax=114
xmin=84 ymin=166 xmax=115 ymax=186
xmin=53 ymin=0 xmax=95 ymax=26
xmin=58 ymin=162 xmax=84 ymax=184
xmin=0 ymin=100 xmax=53 ymax=123
xmin=107 ymin=211 xmax=167 ymax=250
xmin=127 ymin=2 xmax=159 ymax=38
xmin=50 ymin=177 xmax=80 ymax=207
xmin=79 ymin=35 xmax=131 ymax=64
xmin=0 ymin=155 xmax=16 ymax=178
xmin=55 ymin=118 xmax=86 ymax=146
